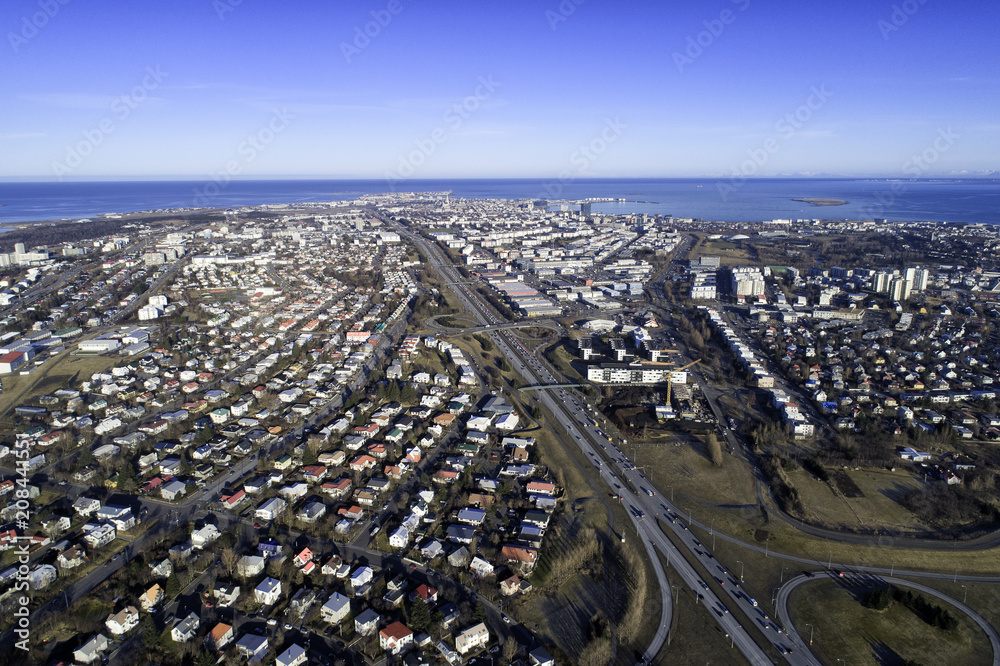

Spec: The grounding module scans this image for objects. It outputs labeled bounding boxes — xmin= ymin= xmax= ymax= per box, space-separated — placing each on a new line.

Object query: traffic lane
xmin=631 ymin=497 xmax=773 ymax=666
xmin=628 ymin=482 xmax=798 ymax=662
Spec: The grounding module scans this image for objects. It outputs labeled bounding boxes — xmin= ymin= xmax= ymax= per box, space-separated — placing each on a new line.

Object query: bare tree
xmin=220 ymin=547 xmax=239 ymax=579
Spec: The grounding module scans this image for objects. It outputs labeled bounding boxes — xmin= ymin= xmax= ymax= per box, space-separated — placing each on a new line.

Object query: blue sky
xmin=1 ymin=0 xmax=998 ymax=180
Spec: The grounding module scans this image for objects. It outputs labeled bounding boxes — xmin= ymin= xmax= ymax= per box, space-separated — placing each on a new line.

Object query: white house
xmin=389 ymin=526 xmax=411 ymax=550
xmin=171 ymin=612 xmax=201 ymax=643
xmin=236 ymin=633 xmax=269 ymax=661
xmin=276 ymin=643 xmax=308 ymax=666
xmin=350 ymin=566 xmax=373 ymax=589
xmin=255 ymin=576 xmax=282 ymax=605
xmin=105 ymin=606 xmax=139 ymax=636
xmin=73 ymin=634 xmax=111 ymax=664
xmin=191 ymin=524 xmax=220 ymax=549
xmin=83 ymin=523 xmax=116 ymax=549
xmin=161 ymin=479 xmax=188 ymax=501
xmin=455 ymin=622 xmax=490 ymax=655
xmin=379 ymin=621 xmax=414 ymax=655
xmin=238 ymin=555 xmax=266 ymax=577
xmin=354 ymin=608 xmax=381 ymax=636
xmin=321 ymin=591 xmax=351 ymax=624
xmin=255 ymin=497 xmax=287 ymax=521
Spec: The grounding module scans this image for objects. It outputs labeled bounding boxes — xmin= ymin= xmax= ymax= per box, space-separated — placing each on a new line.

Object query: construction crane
xmin=666 ymin=358 xmax=701 ymax=406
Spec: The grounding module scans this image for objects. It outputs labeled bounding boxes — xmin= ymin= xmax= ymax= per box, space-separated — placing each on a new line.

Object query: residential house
xmin=82 ymin=523 xmax=116 ymax=549
xmin=255 ymin=497 xmax=287 ymax=521
xmin=236 ymin=633 xmax=269 ymax=661
xmin=276 ymin=644 xmax=308 ymax=666
xmin=160 ymin=479 xmax=188 ymax=501
xmin=255 ymin=577 xmax=282 ymax=605
xmin=355 ymin=608 xmax=381 ymax=636
xmin=469 ymin=557 xmax=494 ymax=578
xmin=455 ymin=622 xmax=490 ymax=655
xmin=139 ymin=584 xmax=164 ymax=611
xmin=213 ymin=583 xmax=241 ymax=607
xmin=206 ymin=622 xmax=234 ymax=650
xmin=73 ymin=634 xmax=110 ymax=664
xmin=321 ymin=591 xmax=351 ymax=624
xmin=379 ymin=621 xmax=414 ymax=655
xmin=171 ymin=612 xmax=200 ymax=643
xmin=105 ymin=606 xmax=139 ymax=636
xmin=57 ymin=545 xmax=87 ymax=570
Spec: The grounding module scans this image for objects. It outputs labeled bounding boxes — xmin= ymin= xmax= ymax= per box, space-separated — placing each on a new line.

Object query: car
xmin=834 ymin=570 xmax=844 ymax=577
xmin=502 ymin=615 xmax=511 ymax=624
xmin=715 ymin=577 xmax=725 ymax=585
xmin=266 ymin=618 xmax=277 ymax=626
xmin=699 ymin=581 xmax=709 ymax=590
xmin=284 ymin=623 xmax=293 ymax=631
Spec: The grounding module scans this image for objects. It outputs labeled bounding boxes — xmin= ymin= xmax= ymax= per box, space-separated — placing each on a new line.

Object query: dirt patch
xmin=832 ymin=470 xmax=865 ymax=498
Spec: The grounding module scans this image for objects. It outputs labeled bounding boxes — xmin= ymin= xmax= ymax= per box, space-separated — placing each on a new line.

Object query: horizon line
xmin=1 ymin=175 xmax=999 ymax=183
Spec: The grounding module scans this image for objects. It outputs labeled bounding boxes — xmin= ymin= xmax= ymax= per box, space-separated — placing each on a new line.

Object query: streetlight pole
xmin=765 ymin=536 xmax=769 ymax=558
xmin=890 ymin=558 xmax=894 ymax=577
xmin=828 ymin=551 xmax=833 ymax=569
xmin=806 ymin=623 xmax=814 ymax=646
xmin=962 ymin=584 xmax=968 ymax=604
xmin=711 ymin=519 xmax=716 ymax=550
xmin=737 ymin=560 xmax=744 ymax=584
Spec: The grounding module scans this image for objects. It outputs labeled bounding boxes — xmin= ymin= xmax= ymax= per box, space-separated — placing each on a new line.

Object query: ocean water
xmin=0 ymin=178 xmax=998 ymax=226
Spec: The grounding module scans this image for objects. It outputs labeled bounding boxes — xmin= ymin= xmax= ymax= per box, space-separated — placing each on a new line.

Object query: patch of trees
xmin=887 ymin=587 xmax=959 ymax=631
xmin=897 ymin=483 xmax=1000 ymax=533
xmin=802 ymin=456 xmax=829 ymax=482
xmin=760 ymin=454 xmax=803 ymax=514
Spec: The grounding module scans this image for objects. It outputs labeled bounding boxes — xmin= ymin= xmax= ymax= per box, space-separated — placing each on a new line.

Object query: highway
xmin=402 ymin=226 xmax=784 ymax=665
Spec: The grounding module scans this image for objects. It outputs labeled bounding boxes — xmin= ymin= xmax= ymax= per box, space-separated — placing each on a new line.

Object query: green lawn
xmin=788 ymin=578 xmax=992 ymax=666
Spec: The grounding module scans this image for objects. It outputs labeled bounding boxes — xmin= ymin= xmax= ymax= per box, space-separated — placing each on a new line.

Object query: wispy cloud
xmin=19 ymin=93 xmax=115 ymax=109
xmin=0 ymin=132 xmax=45 ymax=139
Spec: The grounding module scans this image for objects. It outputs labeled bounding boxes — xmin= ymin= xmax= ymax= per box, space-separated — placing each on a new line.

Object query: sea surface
xmin=1 ymin=178 xmax=998 ymax=226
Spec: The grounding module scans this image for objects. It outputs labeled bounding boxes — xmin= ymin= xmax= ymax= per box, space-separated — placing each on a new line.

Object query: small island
xmin=793 ymin=197 xmax=848 ymax=206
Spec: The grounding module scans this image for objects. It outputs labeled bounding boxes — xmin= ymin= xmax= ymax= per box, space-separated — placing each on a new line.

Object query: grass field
xmin=0 ymin=349 xmax=124 ymax=416
xmin=632 ymin=435 xmax=759 ymax=517
xmin=788 ymin=578 xmax=992 ymax=666
xmin=786 ymin=466 xmax=927 ymax=534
